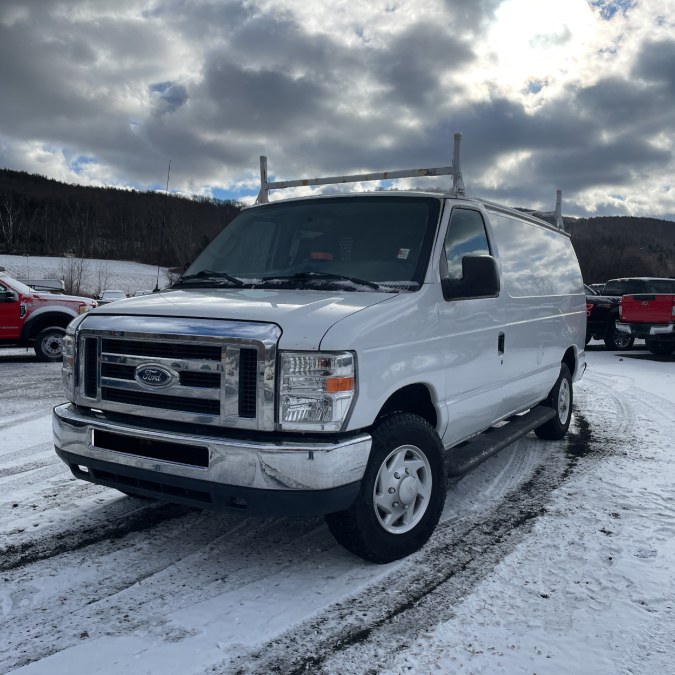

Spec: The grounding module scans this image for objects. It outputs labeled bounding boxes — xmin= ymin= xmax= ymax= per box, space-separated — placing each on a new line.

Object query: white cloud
xmin=0 ymin=0 xmax=673 ymax=219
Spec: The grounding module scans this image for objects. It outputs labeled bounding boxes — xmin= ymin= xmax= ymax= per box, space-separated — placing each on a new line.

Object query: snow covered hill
xmin=0 ymin=254 xmax=170 ymax=298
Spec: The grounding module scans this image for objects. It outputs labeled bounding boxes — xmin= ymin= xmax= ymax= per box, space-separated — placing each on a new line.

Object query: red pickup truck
xmin=617 ymin=293 xmax=675 ymax=356
xmin=0 ymin=268 xmax=97 ymax=360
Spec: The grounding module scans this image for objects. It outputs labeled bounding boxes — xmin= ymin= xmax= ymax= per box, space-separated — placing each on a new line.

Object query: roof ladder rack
xmin=256 ymin=133 xmax=465 ymax=203
xmin=554 ymin=189 xmax=565 ymax=230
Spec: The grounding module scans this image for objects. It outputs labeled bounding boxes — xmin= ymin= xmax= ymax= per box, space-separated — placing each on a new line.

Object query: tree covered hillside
xmin=0 ymin=169 xmax=241 ymax=267
xmin=567 ymin=216 xmax=675 ymax=283
xmin=1 ymin=168 xmax=673 ymax=282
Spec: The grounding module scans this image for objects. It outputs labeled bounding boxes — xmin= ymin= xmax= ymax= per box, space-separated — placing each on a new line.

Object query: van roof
xmin=246 ymin=191 xmax=568 ymax=235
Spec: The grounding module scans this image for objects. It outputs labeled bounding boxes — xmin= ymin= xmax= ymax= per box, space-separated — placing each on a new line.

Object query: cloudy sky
xmin=0 ymin=0 xmax=673 ymax=219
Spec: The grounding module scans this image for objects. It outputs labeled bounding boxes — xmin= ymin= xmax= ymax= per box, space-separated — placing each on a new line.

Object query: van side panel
xmin=486 ymin=210 xmax=586 ymax=415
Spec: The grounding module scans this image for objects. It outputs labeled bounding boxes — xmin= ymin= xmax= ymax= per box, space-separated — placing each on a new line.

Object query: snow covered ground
xmin=1 ymin=341 xmax=673 ymax=674
xmin=0 ymin=254 xmax=170 ymax=298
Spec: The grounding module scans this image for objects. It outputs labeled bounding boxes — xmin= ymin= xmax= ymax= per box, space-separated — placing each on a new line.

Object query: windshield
xmin=0 ymin=274 xmax=31 ymax=295
xmin=180 ymin=196 xmax=441 ymax=292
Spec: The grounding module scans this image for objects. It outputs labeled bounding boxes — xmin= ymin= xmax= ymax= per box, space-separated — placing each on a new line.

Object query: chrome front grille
xmin=74 ymin=315 xmax=280 ymax=431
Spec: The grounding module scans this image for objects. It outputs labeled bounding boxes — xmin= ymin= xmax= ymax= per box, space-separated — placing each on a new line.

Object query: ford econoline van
xmin=54 ymin=136 xmax=586 ymax=562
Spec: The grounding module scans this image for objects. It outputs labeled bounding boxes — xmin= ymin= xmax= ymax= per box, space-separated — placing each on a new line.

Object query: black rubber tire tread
xmin=603 ymin=321 xmax=634 ymax=351
xmin=534 ymin=363 xmax=573 ymax=441
xmin=33 ymin=326 xmax=66 ymax=361
xmin=325 ymin=413 xmax=447 ymax=564
xmin=645 ymin=339 xmax=675 ymax=356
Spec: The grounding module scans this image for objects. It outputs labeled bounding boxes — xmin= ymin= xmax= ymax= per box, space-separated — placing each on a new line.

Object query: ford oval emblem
xmin=134 ymin=364 xmax=174 ymax=388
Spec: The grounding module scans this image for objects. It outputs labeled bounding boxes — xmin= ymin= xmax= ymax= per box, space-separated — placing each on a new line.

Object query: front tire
xmin=34 ymin=326 xmax=66 ymax=361
xmin=325 ymin=413 xmax=447 ymax=563
xmin=535 ymin=363 xmax=573 ymax=440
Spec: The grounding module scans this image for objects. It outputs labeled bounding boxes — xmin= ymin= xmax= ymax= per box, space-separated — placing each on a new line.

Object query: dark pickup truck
xmin=585 ymin=286 xmax=632 ymax=350
xmin=617 ymin=292 xmax=675 ymax=356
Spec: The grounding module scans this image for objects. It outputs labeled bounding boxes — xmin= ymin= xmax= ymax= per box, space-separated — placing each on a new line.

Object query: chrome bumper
xmin=53 ymin=403 xmax=371 ymax=493
xmin=616 ymin=321 xmax=675 ymax=336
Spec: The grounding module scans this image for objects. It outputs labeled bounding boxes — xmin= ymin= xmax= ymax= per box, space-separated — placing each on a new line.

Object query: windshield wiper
xmin=173 ymin=270 xmax=245 ymax=287
xmin=261 ymin=271 xmax=380 ymax=290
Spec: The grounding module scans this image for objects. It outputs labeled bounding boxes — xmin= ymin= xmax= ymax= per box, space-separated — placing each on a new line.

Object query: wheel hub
xmin=44 ymin=336 xmax=63 ymax=356
xmin=373 ymin=443 xmax=433 ymax=534
xmin=398 ymin=475 xmax=418 ymax=506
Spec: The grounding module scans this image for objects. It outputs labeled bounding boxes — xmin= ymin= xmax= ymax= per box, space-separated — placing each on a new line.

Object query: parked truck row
xmin=585 ymin=276 xmax=675 ymax=350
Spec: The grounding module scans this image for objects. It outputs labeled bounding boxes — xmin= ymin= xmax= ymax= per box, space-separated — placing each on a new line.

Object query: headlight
xmin=62 ymin=314 xmax=88 ymax=398
xmin=279 ymin=351 xmax=356 ymax=431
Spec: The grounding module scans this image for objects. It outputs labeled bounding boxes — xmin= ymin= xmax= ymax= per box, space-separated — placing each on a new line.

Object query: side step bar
xmin=445 ymin=405 xmax=557 ymax=477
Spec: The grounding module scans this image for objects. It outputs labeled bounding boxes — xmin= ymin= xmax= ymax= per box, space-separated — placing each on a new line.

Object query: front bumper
xmin=616 ymin=322 xmax=675 ymax=338
xmin=53 ymin=403 xmax=371 ymax=516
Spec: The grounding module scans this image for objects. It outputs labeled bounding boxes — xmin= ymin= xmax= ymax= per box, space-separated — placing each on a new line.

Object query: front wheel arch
xmin=22 ymin=312 xmax=74 ymax=343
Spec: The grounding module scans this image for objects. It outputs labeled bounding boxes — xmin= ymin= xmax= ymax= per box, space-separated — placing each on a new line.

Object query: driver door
xmin=0 ymin=282 xmax=21 ymax=340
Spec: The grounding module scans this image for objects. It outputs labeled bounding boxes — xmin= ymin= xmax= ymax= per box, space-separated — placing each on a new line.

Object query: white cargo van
xmin=54 ymin=136 xmax=586 ymax=562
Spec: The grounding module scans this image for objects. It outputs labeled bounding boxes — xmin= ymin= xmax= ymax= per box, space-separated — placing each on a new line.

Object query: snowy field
xmin=0 ymin=342 xmax=674 ymax=673
xmin=0 ymin=254 xmax=170 ymax=298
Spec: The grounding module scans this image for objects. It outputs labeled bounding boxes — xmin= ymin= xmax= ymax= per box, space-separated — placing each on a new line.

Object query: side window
xmin=0 ymin=283 xmax=14 ymax=302
xmin=443 ymin=208 xmax=490 ymax=280
xmin=488 ymin=211 xmax=583 ymax=297
xmin=651 ymin=279 xmax=675 ymax=293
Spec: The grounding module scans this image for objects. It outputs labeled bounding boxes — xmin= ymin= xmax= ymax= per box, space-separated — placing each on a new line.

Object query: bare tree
xmin=0 ymin=193 xmax=22 ymax=251
xmin=92 ymin=260 xmax=112 ymax=298
xmin=60 ymin=257 xmax=89 ymax=296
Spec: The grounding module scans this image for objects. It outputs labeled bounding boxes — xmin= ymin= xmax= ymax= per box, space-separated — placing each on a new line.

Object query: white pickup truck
xmin=53 ymin=136 xmax=586 ymax=562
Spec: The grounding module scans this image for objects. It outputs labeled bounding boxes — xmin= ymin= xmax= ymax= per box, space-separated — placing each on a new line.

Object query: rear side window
xmin=603 ymin=279 xmax=647 ymax=295
xmin=443 ymin=208 xmax=490 ymax=280
xmin=650 ymin=279 xmax=675 ymax=293
xmin=488 ymin=210 xmax=583 ymax=297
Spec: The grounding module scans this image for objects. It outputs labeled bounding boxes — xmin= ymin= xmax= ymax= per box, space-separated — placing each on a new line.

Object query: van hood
xmin=90 ymin=287 xmax=396 ymax=349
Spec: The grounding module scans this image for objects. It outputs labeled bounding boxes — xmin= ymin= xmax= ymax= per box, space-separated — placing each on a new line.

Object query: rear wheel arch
xmin=562 ymin=346 xmax=577 ymax=380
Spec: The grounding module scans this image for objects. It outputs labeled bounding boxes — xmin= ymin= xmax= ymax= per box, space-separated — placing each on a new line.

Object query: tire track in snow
xmin=0 ymin=511 xmax=335 ymax=672
xmin=217 ymin=390 xmax=627 ymax=674
xmin=219 ymin=372 xmax=662 ymax=674
xmin=0 ymin=501 xmax=195 ymax=572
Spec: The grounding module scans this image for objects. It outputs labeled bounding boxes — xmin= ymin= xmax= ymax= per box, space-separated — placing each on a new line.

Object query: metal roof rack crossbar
xmin=256 ymin=132 xmax=465 ymax=203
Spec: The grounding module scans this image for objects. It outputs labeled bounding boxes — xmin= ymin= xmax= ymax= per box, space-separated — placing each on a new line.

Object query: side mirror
xmin=442 ymin=255 xmax=500 ymax=300
xmin=0 ymin=290 xmax=16 ymax=303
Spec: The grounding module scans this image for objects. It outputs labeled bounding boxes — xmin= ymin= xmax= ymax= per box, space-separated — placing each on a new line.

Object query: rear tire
xmin=34 ymin=326 xmax=66 ymax=361
xmin=325 ymin=413 xmax=447 ymax=563
xmin=604 ymin=321 xmax=634 ymax=351
xmin=535 ymin=363 xmax=573 ymax=440
xmin=645 ymin=339 xmax=675 ymax=356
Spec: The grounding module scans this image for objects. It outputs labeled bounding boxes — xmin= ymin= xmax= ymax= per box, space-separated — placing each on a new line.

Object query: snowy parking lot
xmin=1 ymin=344 xmax=674 ymax=674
